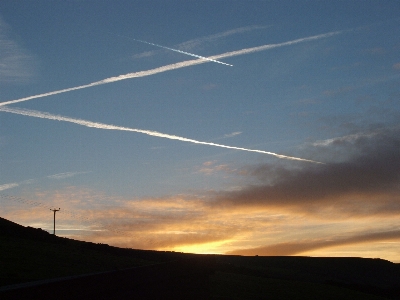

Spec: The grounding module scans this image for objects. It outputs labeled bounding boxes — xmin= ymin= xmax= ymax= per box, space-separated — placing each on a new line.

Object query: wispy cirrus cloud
xmin=197 ymin=161 xmax=233 ymax=176
xmin=311 ymin=131 xmax=379 ymax=147
xmin=47 ymin=171 xmax=92 ymax=180
xmin=208 ymin=131 xmax=243 ymax=142
xmin=178 ymin=25 xmax=269 ymax=51
xmin=0 ymin=183 xmax=19 ymax=191
xmin=0 ymin=171 xmax=90 ymax=192
xmin=224 ymin=131 xmax=242 ymax=138
xmin=0 ymin=17 xmax=35 ymax=83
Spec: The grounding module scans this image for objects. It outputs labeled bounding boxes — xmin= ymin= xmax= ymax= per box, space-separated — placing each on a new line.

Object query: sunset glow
xmin=1 ymin=1 xmax=399 ymax=262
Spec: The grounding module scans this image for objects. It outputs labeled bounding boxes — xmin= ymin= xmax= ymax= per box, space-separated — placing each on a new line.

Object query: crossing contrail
xmin=0 ymin=31 xmax=341 ymax=107
xmin=132 ymin=38 xmax=233 ymax=66
xmin=0 ymin=106 xmax=324 ymax=164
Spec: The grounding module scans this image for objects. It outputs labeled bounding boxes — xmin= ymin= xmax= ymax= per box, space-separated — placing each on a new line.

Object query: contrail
xmin=131 ymin=25 xmax=268 ymax=59
xmin=0 ymin=106 xmax=324 ymax=164
xmin=0 ymin=31 xmax=341 ymax=107
xmin=132 ymin=38 xmax=233 ymax=66
xmin=210 ymin=31 xmax=341 ymax=60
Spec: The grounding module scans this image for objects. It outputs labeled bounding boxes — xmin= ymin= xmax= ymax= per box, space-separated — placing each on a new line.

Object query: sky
xmin=1 ymin=1 xmax=400 ymax=262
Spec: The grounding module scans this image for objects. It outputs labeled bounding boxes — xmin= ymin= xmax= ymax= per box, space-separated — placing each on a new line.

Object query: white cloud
xmin=0 ymin=182 xmax=19 ymax=191
xmin=173 ymin=25 xmax=269 ymax=51
xmin=47 ymin=171 xmax=91 ymax=180
xmin=224 ymin=131 xmax=242 ymax=138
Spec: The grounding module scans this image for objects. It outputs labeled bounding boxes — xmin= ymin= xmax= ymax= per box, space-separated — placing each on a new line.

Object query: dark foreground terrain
xmin=1 ymin=217 xmax=399 ymax=299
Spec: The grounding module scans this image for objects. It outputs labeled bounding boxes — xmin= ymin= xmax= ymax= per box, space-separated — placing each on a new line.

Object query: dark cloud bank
xmin=214 ymin=127 xmax=400 ymax=256
xmin=211 ymin=127 xmax=400 ymax=216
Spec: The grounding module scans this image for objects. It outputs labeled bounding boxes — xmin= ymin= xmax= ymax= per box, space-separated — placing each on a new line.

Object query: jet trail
xmin=132 ymin=38 xmax=233 ymax=66
xmin=210 ymin=31 xmax=341 ymax=60
xmin=0 ymin=31 xmax=341 ymax=107
xmin=0 ymin=106 xmax=324 ymax=164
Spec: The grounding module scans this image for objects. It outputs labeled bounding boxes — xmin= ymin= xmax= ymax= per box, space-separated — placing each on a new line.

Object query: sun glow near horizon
xmin=1 ymin=1 xmax=400 ymax=263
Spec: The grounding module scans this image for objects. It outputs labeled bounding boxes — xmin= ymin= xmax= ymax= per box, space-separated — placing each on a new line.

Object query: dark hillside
xmin=0 ymin=216 xmax=56 ymax=240
xmin=214 ymin=255 xmax=400 ymax=299
xmin=1 ymin=217 xmax=400 ymax=299
xmin=216 ymin=255 xmax=400 ymax=288
xmin=0 ymin=217 xmax=186 ymax=262
xmin=0 ymin=217 xmax=186 ymax=286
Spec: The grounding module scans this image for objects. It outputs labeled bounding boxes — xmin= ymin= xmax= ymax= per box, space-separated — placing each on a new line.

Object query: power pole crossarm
xmin=50 ymin=208 xmax=60 ymax=235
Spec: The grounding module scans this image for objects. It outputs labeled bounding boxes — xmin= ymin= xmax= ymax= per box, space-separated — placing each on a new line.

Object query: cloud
xmin=224 ymin=131 xmax=242 ymax=138
xmin=227 ymin=229 xmax=400 ymax=256
xmin=2 ymin=158 xmax=399 ymax=257
xmin=208 ymin=131 xmax=242 ymax=142
xmin=0 ymin=17 xmax=35 ymax=83
xmin=323 ymin=86 xmax=355 ymax=97
xmin=209 ymin=127 xmax=400 ymax=216
xmin=0 ymin=183 xmax=19 ymax=191
xmin=393 ymin=63 xmax=400 ymax=70
xmin=0 ymin=30 xmax=341 ymax=107
xmin=132 ymin=50 xmax=156 ymax=59
xmin=0 ymin=106 xmax=321 ymax=163
xmin=198 ymin=161 xmax=233 ymax=176
xmin=363 ymin=47 xmax=385 ymax=55
xmin=3 ymin=125 xmax=399 ymax=258
xmin=47 ymin=171 xmax=91 ymax=180
xmin=311 ymin=131 xmax=379 ymax=147
xmin=0 ymin=189 xmax=241 ymax=250
xmin=177 ymin=25 xmax=269 ymax=51
xmin=0 ymin=171 xmax=90 ymax=193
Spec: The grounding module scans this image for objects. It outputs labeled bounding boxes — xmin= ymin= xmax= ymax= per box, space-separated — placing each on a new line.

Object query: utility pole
xmin=50 ymin=208 xmax=60 ymax=235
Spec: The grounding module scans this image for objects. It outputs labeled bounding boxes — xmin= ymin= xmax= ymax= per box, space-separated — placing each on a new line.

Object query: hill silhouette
xmin=1 ymin=217 xmax=399 ymax=299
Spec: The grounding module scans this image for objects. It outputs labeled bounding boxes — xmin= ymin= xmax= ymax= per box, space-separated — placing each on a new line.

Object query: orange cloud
xmin=227 ymin=230 xmax=400 ymax=256
xmin=1 ymin=127 xmax=399 ymax=261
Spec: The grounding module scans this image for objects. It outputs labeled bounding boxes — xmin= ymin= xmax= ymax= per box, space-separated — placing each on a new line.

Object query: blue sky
xmin=1 ymin=1 xmax=400 ymax=261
